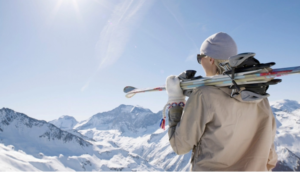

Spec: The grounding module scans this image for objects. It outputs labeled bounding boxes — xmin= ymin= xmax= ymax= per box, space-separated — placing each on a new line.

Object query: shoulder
xmin=187 ymin=86 xmax=220 ymax=106
xmin=189 ymin=86 xmax=231 ymax=108
xmin=192 ymin=86 xmax=225 ymax=97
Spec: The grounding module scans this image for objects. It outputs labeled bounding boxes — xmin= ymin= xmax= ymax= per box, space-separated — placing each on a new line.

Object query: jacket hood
xmin=218 ymin=87 xmax=263 ymax=103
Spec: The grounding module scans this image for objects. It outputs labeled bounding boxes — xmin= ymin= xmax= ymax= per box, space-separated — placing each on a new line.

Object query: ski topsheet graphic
xmin=124 ymin=66 xmax=300 ymax=98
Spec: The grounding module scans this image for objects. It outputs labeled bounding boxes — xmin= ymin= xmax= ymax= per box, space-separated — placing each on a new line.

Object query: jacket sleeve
xmin=168 ymin=89 xmax=213 ymax=155
xmin=267 ymin=109 xmax=278 ymax=171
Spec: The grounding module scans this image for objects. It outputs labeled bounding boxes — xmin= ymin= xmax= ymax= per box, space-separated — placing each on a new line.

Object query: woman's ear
xmin=209 ymin=57 xmax=215 ymax=65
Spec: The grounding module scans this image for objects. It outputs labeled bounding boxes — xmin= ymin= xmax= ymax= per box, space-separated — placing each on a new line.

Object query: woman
xmin=166 ymin=32 xmax=277 ymax=171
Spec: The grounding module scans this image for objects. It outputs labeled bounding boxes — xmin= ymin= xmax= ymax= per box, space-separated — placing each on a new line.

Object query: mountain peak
xmin=0 ymin=108 xmax=33 ymax=122
xmin=1 ymin=107 xmax=17 ymax=114
xmin=58 ymin=115 xmax=77 ymax=121
xmin=49 ymin=115 xmax=78 ymax=130
xmin=75 ymin=104 xmax=160 ymax=134
xmin=117 ymin=104 xmax=134 ymax=113
xmin=116 ymin=104 xmax=152 ymax=114
xmin=130 ymin=105 xmax=152 ymax=114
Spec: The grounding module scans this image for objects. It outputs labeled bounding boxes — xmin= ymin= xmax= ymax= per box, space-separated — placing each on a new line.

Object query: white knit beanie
xmin=198 ymin=32 xmax=238 ymax=63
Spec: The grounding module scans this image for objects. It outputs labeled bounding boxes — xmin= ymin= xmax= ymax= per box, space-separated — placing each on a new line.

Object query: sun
xmin=52 ymin=0 xmax=81 ymax=19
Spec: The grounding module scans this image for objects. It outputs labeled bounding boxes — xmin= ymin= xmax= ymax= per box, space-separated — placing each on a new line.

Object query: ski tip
xmin=125 ymin=92 xmax=136 ymax=98
xmin=124 ymin=86 xmax=136 ymax=93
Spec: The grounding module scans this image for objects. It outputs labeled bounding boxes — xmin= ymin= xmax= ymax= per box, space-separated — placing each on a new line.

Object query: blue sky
xmin=1 ymin=0 xmax=300 ymax=121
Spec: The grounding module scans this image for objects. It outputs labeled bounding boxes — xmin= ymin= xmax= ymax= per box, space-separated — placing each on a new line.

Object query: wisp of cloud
xmin=81 ymin=0 xmax=154 ymax=91
xmin=95 ymin=0 xmax=154 ymax=69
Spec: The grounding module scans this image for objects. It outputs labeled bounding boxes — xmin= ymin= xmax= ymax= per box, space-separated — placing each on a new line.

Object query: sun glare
xmin=51 ymin=0 xmax=82 ymax=21
xmin=52 ymin=0 xmax=81 ymax=18
xmin=71 ymin=0 xmax=80 ymax=13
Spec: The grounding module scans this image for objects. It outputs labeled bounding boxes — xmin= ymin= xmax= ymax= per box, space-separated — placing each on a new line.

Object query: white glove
xmin=165 ymin=75 xmax=186 ymax=104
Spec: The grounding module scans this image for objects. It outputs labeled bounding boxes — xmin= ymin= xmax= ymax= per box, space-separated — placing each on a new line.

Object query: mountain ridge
xmin=0 ymin=107 xmax=93 ymax=156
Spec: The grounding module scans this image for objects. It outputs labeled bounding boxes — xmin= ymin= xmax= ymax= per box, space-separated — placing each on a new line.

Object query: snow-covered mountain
xmin=270 ymin=99 xmax=300 ymax=171
xmin=0 ymin=107 xmax=162 ymax=171
xmin=0 ymin=108 xmax=93 ymax=156
xmin=49 ymin=115 xmax=78 ymax=131
xmin=271 ymin=99 xmax=300 ymax=113
xmin=273 ymin=147 xmax=300 ymax=171
xmin=75 ymin=104 xmax=162 ymax=136
xmin=1 ymin=99 xmax=300 ymax=171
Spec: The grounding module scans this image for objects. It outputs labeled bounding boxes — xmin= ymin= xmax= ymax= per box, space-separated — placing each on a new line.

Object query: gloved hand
xmin=165 ymin=75 xmax=186 ymax=105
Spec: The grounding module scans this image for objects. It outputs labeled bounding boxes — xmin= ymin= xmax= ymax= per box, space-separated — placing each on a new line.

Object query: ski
xmin=124 ymin=86 xmax=165 ymax=98
xmin=124 ymin=66 xmax=300 ymax=98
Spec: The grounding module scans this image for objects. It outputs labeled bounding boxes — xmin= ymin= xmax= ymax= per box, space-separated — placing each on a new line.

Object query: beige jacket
xmin=168 ymin=86 xmax=277 ymax=171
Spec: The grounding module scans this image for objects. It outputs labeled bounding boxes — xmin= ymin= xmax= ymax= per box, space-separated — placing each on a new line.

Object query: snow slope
xmin=0 ymin=142 xmax=160 ymax=172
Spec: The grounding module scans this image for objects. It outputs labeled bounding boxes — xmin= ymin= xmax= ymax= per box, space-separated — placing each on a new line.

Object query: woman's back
xmin=188 ymin=86 xmax=277 ymax=171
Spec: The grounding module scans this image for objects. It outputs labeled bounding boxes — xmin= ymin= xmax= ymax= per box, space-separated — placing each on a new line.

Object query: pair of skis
xmin=124 ymin=66 xmax=300 ymax=98
xmin=123 ymin=52 xmax=300 ymax=130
